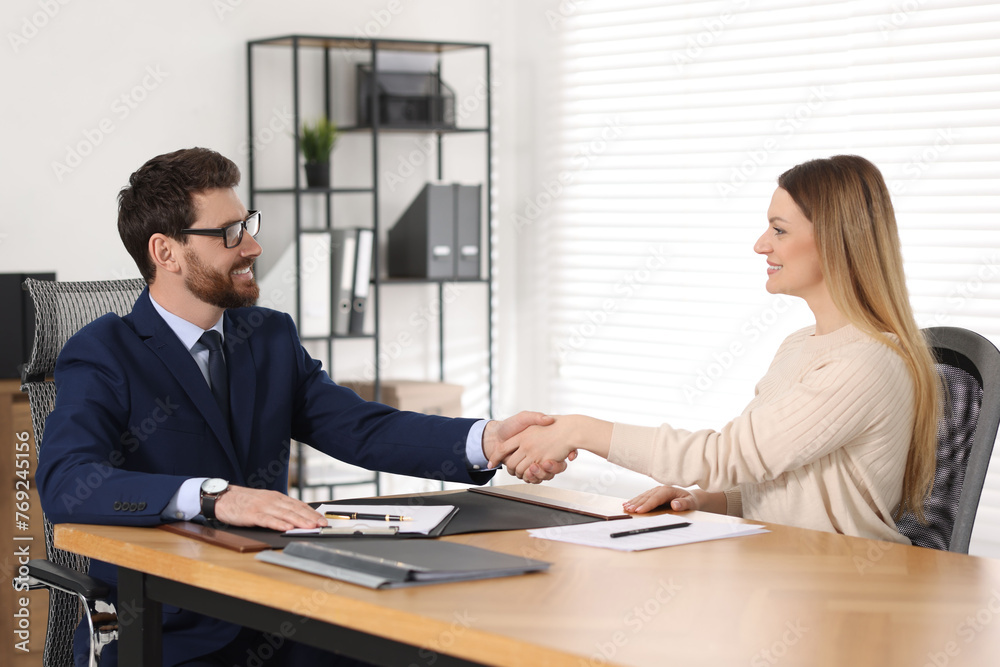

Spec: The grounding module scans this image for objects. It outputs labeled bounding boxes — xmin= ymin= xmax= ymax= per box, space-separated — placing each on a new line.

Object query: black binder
xmin=455 ymin=185 xmax=481 ymax=278
xmin=257 ymin=538 xmax=550 ymax=589
xmin=387 ymin=183 xmax=481 ymax=279
xmin=179 ymin=488 xmax=606 ymax=551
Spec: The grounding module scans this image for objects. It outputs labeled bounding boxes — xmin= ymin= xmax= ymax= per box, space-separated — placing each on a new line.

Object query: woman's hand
xmin=623 ymin=485 xmax=699 ymax=513
xmin=489 ymin=415 xmax=611 ymax=480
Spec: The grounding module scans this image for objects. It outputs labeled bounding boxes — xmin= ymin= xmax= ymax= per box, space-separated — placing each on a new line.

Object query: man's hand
xmin=213 ymin=486 xmax=327 ymax=531
xmin=493 ymin=415 xmax=611 ymax=481
xmin=482 ymin=411 xmax=576 ymax=484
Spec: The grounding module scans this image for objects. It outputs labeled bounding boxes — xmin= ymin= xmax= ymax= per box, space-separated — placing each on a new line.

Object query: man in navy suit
xmin=37 ymin=147 xmax=566 ymax=666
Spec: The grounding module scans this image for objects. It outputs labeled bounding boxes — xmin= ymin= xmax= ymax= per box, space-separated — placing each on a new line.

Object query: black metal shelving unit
xmin=246 ymin=35 xmax=494 ymax=499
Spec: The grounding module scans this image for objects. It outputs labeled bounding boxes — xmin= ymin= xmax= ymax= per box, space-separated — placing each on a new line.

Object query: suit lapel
xmin=129 ymin=290 xmax=246 ymax=482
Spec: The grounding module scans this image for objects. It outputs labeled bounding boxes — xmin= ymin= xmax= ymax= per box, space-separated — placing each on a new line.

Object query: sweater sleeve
xmin=607 ymin=341 xmax=912 ymax=492
xmin=723 ymin=488 xmax=743 ymax=517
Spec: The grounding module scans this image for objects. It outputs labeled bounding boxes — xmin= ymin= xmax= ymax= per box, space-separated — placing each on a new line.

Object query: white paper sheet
xmin=285 ymin=504 xmax=455 ymax=536
xmin=527 ymin=515 xmax=768 ymax=552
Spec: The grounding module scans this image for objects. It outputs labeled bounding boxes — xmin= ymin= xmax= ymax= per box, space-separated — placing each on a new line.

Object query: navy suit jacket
xmin=37 ymin=289 xmax=489 ymax=665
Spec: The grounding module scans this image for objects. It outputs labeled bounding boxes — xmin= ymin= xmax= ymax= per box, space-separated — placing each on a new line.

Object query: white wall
xmin=1 ymin=0 xmax=572 ymax=494
xmin=1 ymin=0 xmax=550 ymax=397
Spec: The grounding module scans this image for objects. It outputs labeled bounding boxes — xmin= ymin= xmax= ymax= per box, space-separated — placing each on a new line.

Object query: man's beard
xmin=184 ymin=249 xmax=259 ymax=309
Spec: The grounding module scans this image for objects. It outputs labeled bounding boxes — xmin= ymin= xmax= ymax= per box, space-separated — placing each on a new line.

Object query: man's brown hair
xmin=118 ymin=147 xmax=241 ymax=283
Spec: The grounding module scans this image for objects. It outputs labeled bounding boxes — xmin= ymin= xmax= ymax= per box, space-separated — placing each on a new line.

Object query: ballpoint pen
xmin=609 ymin=522 xmax=691 ymax=538
xmin=324 ymin=512 xmax=414 ymax=522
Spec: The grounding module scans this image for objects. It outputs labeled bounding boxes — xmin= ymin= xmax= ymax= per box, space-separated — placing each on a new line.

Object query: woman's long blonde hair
xmin=778 ymin=155 xmax=939 ymax=523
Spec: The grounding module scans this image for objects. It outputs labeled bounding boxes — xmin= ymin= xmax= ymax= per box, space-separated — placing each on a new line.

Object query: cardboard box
xmin=340 ymin=379 xmax=464 ymax=417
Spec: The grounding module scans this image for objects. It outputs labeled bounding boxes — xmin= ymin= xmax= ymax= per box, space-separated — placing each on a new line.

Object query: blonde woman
xmin=497 ymin=155 xmax=940 ymax=542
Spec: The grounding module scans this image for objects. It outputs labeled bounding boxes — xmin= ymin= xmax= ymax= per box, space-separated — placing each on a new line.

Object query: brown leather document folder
xmin=159 ymin=521 xmax=271 ymax=553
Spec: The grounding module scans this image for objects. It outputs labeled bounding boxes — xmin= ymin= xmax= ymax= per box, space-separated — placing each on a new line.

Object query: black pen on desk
xmin=324 ymin=512 xmax=413 ymax=522
xmin=610 ymin=522 xmax=691 ymax=538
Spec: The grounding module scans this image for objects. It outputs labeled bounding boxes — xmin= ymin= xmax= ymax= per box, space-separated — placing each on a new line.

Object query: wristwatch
xmin=200 ymin=478 xmax=230 ymax=521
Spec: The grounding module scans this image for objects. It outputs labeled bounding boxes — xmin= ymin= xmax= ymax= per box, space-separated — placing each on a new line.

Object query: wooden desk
xmin=55 ymin=497 xmax=1000 ymax=667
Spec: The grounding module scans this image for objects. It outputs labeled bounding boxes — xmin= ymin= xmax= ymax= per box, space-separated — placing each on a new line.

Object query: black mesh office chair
xmin=896 ymin=326 xmax=1000 ymax=553
xmin=19 ymin=277 xmax=146 ymax=667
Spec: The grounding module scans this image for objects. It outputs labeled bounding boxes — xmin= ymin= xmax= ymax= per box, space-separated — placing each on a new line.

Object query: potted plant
xmin=301 ymin=116 xmax=339 ymax=188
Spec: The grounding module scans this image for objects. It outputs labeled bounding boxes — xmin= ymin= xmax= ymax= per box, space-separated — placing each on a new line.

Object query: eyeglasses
xmin=180 ymin=210 xmax=261 ymax=249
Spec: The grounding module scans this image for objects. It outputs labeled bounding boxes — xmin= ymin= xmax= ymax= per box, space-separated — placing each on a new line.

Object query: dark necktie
xmin=199 ymin=330 xmax=230 ymax=424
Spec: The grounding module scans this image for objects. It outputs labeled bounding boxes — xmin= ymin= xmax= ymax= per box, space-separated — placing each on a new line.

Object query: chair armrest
xmin=27 ymin=559 xmax=110 ymax=600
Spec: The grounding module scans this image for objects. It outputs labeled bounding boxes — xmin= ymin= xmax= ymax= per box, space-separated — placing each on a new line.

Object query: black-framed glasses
xmin=181 ymin=210 xmax=261 ymax=249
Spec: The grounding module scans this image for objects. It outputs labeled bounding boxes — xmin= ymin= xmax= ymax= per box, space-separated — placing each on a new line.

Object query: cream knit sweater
xmin=608 ymin=324 xmax=914 ymax=544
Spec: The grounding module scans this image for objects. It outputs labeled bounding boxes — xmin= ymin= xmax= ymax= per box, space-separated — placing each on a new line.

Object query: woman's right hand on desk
xmin=623 ymin=486 xmax=700 ymax=513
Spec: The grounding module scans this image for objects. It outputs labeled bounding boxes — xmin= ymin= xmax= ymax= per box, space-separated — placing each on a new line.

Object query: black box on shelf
xmin=0 ymin=272 xmax=55 ymax=379
xmin=388 ymin=183 xmax=481 ymax=280
xmin=356 ymin=65 xmax=456 ymax=129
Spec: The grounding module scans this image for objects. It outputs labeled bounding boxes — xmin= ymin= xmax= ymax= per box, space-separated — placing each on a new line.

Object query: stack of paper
xmin=284 ymin=504 xmax=456 ymax=537
xmin=528 ymin=515 xmax=768 ymax=552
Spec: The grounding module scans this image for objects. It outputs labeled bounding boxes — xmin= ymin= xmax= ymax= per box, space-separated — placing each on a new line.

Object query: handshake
xmin=482 ymin=411 xmax=613 ymax=484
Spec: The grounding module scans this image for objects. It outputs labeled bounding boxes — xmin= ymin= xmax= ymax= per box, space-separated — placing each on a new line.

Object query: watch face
xmin=202 ymin=478 xmax=228 ymax=494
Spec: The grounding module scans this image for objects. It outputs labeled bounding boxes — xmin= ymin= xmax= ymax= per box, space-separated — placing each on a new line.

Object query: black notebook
xmin=257 ymin=538 xmax=551 ymax=589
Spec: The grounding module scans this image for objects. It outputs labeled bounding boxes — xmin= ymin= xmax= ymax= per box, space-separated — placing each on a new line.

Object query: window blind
xmin=533 ymin=0 xmax=1000 ymax=555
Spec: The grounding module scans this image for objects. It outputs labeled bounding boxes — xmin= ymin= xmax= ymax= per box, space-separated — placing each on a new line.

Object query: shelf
xmin=248 ymin=34 xmax=488 ymax=53
xmin=378 ymin=277 xmax=488 ymax=285
xmin=248 ymin=34 xmax=494 ymax=497
xmin=300 ymin=334 xmax=375 ymax=342
xmin=253 ymin=187 xmax=373 ymax=195
xmin=338 ymin=125 xmax=488 ymax=134
xmin=294 ymin=476 xmax=378 ymax=489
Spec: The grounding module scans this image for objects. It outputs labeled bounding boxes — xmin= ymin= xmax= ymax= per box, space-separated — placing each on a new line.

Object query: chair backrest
xmin=20 ymin=277 xmax=145 ymax=667
xmin=896 ymin=326 xmax=1000 ymax=553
